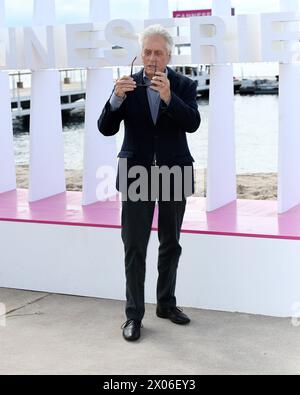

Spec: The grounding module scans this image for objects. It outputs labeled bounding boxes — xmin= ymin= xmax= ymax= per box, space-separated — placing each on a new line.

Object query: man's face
xmin=141 ymin=34 xmax=171 ymax=78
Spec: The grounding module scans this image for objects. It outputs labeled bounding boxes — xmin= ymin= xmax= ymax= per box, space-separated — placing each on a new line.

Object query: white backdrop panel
xmin=0 ymin=71 xmax=16 ymax=193
xmin=278 ymin=63 xmax=300 ymax=213
xmin=33 ymin=0 xmax=56 ymax=26
xmin=29 ymin=70 xmax=66 ymax=202
xmin=0 ymin=220 xmax=300 ymax=318
xmin=82 ymin=68 xmax=116 ymax=205
xmin=206 ymin=64 xmax=236 ymax=212
xmin=206 ymin=1 xmax=236 ymax=212
xmin=278 ymin=0 xmax=300 ymax=213
xmin=89 ymin=0 xmax=111 ymax=23
xmin=0 ymin=0 xmax=5 ymax=27
xmin=149 ymin=0 xmax=169 ymax=19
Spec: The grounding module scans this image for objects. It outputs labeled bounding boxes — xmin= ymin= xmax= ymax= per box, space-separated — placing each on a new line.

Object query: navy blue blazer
xmin=97 ymin=67 xmax=201 ymax=197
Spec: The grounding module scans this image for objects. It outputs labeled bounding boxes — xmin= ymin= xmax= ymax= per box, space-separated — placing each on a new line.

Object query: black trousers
xmin=121 ymin=197 xmax=187 ymax=322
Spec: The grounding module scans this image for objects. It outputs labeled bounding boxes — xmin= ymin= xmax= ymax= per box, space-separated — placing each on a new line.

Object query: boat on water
xmin=173 ymin=65 xmax=242 ymax=97
xmin=239 ymin=77 xmax=279 ymax=95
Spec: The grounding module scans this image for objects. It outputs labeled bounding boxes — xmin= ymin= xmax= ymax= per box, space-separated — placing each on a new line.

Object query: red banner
xmin=173 ymin=8 xmax=235 ymax=18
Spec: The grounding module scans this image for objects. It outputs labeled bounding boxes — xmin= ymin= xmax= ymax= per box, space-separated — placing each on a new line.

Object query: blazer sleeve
xmin=165 ymin=80 xmax=201 ymax=133
xmin=97 ymin=92 xmax=125 ymax=137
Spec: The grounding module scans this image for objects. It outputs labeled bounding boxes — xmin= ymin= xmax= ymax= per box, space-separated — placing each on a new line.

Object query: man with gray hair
xmin=98 ymin=24 xmax=201 ymax=341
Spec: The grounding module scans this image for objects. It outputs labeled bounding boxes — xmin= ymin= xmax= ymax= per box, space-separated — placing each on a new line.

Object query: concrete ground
xmin=0 ymin=288 xmax=300 ymax=375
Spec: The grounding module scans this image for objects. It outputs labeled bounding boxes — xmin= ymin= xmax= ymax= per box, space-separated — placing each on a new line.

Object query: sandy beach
xmin=16 ymin=165 xmax=277 ymax=200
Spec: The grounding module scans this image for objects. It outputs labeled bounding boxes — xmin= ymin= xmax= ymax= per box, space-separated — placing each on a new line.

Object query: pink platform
xmin=0 ymin=189 xmax=299 ymax=240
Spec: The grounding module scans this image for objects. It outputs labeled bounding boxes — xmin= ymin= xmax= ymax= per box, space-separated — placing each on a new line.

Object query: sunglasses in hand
xmin=130 ymin=56 xmax=157 ymax=87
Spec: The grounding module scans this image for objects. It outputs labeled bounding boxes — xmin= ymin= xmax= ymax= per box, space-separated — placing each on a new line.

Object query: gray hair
xmin=139 ymin=24 xmax=174 ymax=54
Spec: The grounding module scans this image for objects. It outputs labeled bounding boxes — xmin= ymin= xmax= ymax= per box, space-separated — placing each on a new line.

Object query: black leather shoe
xmin=121 ymin=319 xmax=143 ymax=341
xmin=156 ymin=306 xmax=191 ymax=325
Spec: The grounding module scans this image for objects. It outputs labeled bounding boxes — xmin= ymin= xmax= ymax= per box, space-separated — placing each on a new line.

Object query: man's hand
xmin=114 ymin=76 xmax=136 ymax=98
xmin=150 ymin=71 xmax=171 ymax=104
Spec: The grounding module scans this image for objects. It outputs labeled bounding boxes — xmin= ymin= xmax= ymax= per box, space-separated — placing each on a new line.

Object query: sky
xmin=2 ymin=0 xmax=286 ymax=25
